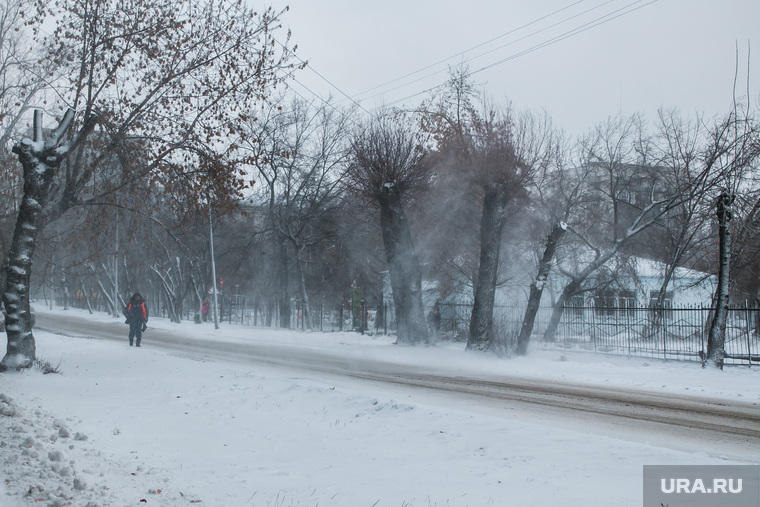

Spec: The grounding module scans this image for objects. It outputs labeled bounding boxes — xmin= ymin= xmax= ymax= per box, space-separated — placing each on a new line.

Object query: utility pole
xmin=114 ymin=213 xmax=120 ymax=317
xmin=209 ymin=204 xmax=220 ymax=330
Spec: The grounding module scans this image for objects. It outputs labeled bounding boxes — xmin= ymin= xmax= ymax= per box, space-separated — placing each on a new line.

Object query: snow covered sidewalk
xmin=0 ymin=389 xmax=199 ymax=506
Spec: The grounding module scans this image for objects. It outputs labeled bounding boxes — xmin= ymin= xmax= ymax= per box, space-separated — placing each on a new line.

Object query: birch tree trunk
xmin=516 ymin=222 xmax=566 ymax=355
xmin=1 ymin=110 xmax=75 ymax=371
xmin=704 ymin=192 xmax=734 ymax=369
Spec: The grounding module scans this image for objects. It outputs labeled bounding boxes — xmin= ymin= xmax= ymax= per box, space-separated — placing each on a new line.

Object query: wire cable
xmin=377 ymin=0 xmax=658 ymax=110
xmin=351 ymin=0 xmax=588 ymax=100
xmin=360 ymin=0 xmax=652 ymax=106
xmin=472 ymin=0 xmax=658 ymax=75
xmin=273 ymin=37 xmax=372 ymax=115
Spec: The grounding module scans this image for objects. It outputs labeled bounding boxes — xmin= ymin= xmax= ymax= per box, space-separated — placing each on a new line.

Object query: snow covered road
xmin=2 ymin=306 xmax=758 ymax=506
xmin=35 ymin=310 xmax=760 ymax=462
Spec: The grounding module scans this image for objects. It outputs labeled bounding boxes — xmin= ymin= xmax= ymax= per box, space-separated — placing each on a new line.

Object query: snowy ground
xmin=1 ymin=305 xmax=758 ymax=506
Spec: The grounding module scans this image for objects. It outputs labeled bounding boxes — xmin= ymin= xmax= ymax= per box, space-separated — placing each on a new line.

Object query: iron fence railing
xmin=436 ymin=303 xmax=759 ymax=366
xmin=92 ymin=289 xmax=753 ymax=366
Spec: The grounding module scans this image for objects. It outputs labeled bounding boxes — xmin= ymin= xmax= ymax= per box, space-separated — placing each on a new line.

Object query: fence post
xmin=360 ymin=300 xmax=366 ymax=335
xmin=745 ymin=302 xmax=751 ymax=366
xmin=626 ymin=306 xmax=631 ymax=356
xmin=700 ymin=306 xmax=706 ymax=359
xmin=662 ymin=308 xmax=667 ymax=360
xmin=751 ymin=307 xmax=756 ymax=366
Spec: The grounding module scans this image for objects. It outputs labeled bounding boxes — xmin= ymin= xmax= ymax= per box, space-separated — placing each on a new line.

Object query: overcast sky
xmin=273 ymin=0 xmax=758 ymax=138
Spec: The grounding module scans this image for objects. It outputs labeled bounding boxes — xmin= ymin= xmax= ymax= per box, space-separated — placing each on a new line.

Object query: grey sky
xmin=273 ymin=0 xmax=758 ymax=137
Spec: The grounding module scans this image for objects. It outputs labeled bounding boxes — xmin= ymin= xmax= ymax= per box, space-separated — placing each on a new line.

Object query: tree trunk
xmin=277 ymin=237 xmax=290 ymax=328
xmin=1 ymin=110 xmax=76 ymax=371
xmin=296 ymin=249 xmax=313 ymax=331
xmin=542 ymin=278 xmax=582 ymax=343
xmin=516 ymin=222 xmax=567 ymax=355
xmin=704 ymin=192 xmax=734 ymax=370
xmin=643 ymin=261 xmax=678 ymax=340
xmin=467 ymin=184 xmax=509 ymax=351
xmin=379 ymin=185 xmax=427 ymax=344
xmin=542 ymin=239 xmax=623 ymax=343
xmin=265 ymin=300 xmax=274 ymax=327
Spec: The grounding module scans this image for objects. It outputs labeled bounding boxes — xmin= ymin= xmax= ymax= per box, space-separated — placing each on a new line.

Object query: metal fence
xmin=183 ymin=294 xmax=759 ymax=366
xmin=437 ymin=303 xmax=759 ymax=366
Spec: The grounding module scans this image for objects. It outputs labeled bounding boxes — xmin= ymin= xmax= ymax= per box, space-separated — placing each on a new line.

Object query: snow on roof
xmin=630 ymin=256 xmax=712 ymax=280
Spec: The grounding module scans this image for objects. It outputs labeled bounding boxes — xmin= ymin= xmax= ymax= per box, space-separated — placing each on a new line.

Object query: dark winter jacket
xmin=124 ymin=294 xmax=149 ymax=324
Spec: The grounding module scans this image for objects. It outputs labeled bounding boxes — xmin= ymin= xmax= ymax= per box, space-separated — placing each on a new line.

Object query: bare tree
xmin=421 ymin=68 xmax=556 ymax=352
xmin=241 ymin=95 xmax=353 ymax=329
xmin=0 ymin=0 xmax=54 ymax=272
xmin=703 ymin=105 xmax=760 ymax=369
xmin=640 ymin=109 xmax=717 ymax=337
xmin=513 ymin=137 xmax=587 ymax=354
xmin=543 ymin=114 xmax=684 ymax=342
xmin=1 ymin=0 xmax=295 ymax=370
xmin=465 ymin=108 xmax=553 ymax=352
xmin=0 ymin=0 xmax=54 ymax=148
xmin=516 ymin=221 xmax=566 ymax=355
xmin=418 ymin=66 xmax=483 ymax=297
xmin=347 ymin=111 xmax=430 ymax=344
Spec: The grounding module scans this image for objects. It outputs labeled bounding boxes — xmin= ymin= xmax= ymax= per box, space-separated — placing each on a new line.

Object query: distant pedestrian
xmin=124 ymin=292 xmax=149 ymax=347
xmin=202 ymin=299 xmax=209 ymax=322
xmin=427 ymin=301 xmax=441 ymax=337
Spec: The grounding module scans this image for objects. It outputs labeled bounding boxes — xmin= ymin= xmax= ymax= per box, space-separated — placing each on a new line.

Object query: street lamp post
xmin=209 ymin=204 xmax=219 ymax=330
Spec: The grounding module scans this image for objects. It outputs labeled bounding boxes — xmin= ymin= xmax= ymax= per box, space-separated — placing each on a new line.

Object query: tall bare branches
xmin=2 ymin=0 xmax=297 ymax=369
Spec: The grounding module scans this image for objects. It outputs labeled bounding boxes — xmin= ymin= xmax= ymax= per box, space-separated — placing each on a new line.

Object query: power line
xmin=277 ymin=0 xmax=658 ymax=121
xmin=351 ymin=0 xmax=587 ymax=100
xmin=360 ymin=0 xmax=651 ymax=106
xmin=452 ymin=0 xmax=625 ymax=76
xmin=284 ymin=78 xmax=365 ymax=127
xmin=273 ymin=37 xmax=372 ymax=115
xmin=282 ymin=0 xmax=594 ymax=114
xmin=471 ymin=0 xmax=658 ymax=75
xmin=378 ymin=0 xmax=657 ymax=110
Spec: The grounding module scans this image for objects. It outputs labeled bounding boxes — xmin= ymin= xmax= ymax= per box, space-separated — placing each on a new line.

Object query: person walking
xmin=427 ymin=301 xmax=441 ymax=338
xmin=124 ymin=292 xmax=149 ymax=347
xmin=202 ymin=299 xmax=209 ymax=322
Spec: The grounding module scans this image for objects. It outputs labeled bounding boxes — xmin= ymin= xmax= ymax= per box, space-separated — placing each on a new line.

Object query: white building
xmin=574 ymin=256 xmax=716 ymax=311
